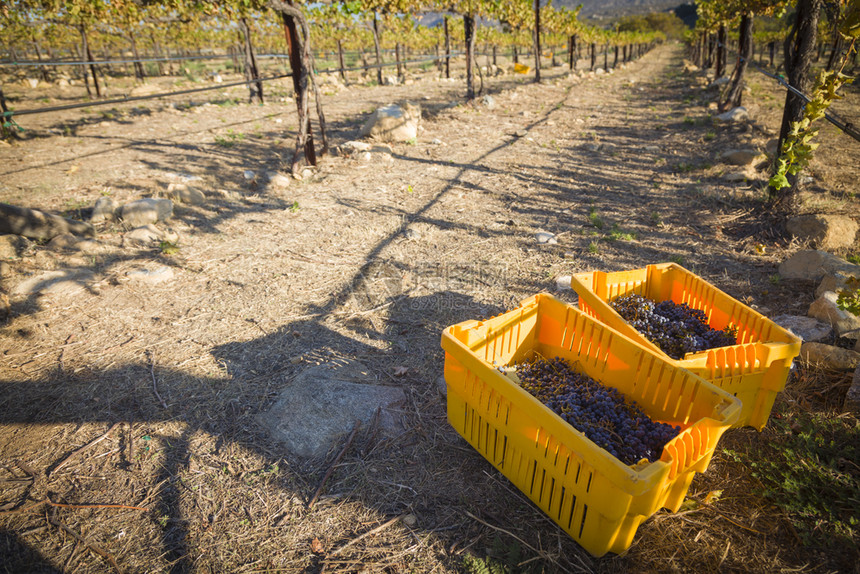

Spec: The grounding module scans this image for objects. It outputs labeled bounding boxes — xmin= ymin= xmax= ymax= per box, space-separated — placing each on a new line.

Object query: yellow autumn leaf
xmin=704 ymin=489 xmax=723 ymax=504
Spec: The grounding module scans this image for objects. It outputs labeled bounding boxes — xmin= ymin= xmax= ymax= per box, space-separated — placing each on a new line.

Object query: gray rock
xmin=722 ymin=171 xmax=750 ymax=182
xmin=342 ymin=140 xmax=372 ymax=154
xmin=808 ymin=291 xmax=860 ymax=339
xmin=430 ymin=138 xmax=444 ymax=145
xmin=256 ymin=359 xmax=406 ymax=458
xmin=124 ymin=225 xmax=162 ymax=247
xmin=535 ymin=231 xmax=558 ymax=245
xmin=126 ymin=266 xmax=175 ymax=285
xmin=47 ymin=234 xmax=81 ymax=252
xmin=555 ymin=275 xmax=572 ymax=291
xmin=300 ymin=168 xmax=316 ymax=180
xmin=643 ymin=145 xmax=661 ymax=153
xmin=121 ymin=198 xmax=173 ymax=228
xmin=786 ymin=214 xmax=859 ymax=251
xmin=771 ymin=314 xmax=832 ymax=342
xmin=582 ymin=142 xmax=600 ymax=152
xmin=0 ymin=235 xmax=30 ymax=259
xmin=359 ymin=103 xmax=421 ymax=143
xmin=845 ymin=365 xmax=860 ymax=412
xmin=481 ymin=95 xmax=495 ymax=109
xmin=515 ymin=129 xmax=529 ymax=138
xmin=714 ymin=106 xmax=749 ymax=122
xmin=13 ymin=269 xmax=94 ymax=297
xmin=0 ymin=204 xmax=95 ymax=240
xmin=800 ymin=342 xmax=860 ymax=370
xmin=266 ymin=172 xmax=292 ymax=189
xmin=123 ymin=224 xmax=178 ymax=248
xmin=719 ymin=148 xmax=765 ymax=166
xmin=404 ymin=228 xmax=421 ymax=240
xmin=76 ymin=240 xmax=105 ymax=255
xmin=91 ymin=197 xmax=119 ymax=223
xmin=816 ymin=272 xmax=854 ymax=298
xmin=708 ymin=77 xmax=730 ymax=89
xmin=166 ymin=183 xmax=205 ymax=205
xmin=243 ymin=170 xmax=257 ymax=181
xmin=778 ymin=250 xmax=860 ymax=281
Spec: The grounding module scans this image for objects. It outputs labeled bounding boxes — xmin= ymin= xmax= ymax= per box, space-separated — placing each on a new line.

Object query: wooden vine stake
xmin=269 ymin=0 xmax=328 ymax=177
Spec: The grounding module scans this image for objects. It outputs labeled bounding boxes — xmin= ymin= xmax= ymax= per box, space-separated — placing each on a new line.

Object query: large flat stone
xmin=800 ymin=342 xmax=860 ymax=370
xmin=816 ymin=273 xmax=854 ymax=298
xmin=808 ymin=291 xmax=860 ymax=339
xmin=359 ymin=103 xmax=421 ymax=142
xmin=778 ymin=250 xmax=860 ymax=282
xmin=13 ymin=270 xmax=94 ymax=297
xmin=786 ymin=215 xmax=859 ymax=250
xmin=257 ymin=359 xmax=405 ymax=458
xmin=771 ymin=314 xmax=832 ymax=342
xmin=121 ymin=198 xmax=174 ymax=228
xmin=719 ymin=148 xmax=764 ymax=166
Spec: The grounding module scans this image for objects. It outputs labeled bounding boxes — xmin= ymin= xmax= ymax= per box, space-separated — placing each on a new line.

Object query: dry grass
xmin=1 ymin=45 xmax=858 ymax=573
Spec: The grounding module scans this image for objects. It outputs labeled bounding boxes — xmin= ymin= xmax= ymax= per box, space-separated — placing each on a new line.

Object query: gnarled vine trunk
xmin=715 ymin=23 xmax=727 ymax=78
xmin=240 ymin=17 xmax=263 ymax=104
xmin=371 ymin=13 xmax=383 ymax=85
xmin=533 ymin=0 xmax=541 ymax=83
xmin=269 ymin=0 xmax=329 ymax=176
xmin=464 ymin=13 xmax=476 ymax=99
xmin=721 ymin=12 xmax=752 ymax=111
xmin=771 ymin=0 xmax=823 ymax=211
xmin=444 ymin=16 xmax=451 ymax=78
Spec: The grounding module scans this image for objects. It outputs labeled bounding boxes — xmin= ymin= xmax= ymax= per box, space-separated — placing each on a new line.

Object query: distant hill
xmin=420 ymin=2 xmax=697 ymax=29
xmin=557 ymin=0 xmax=680 ymax=21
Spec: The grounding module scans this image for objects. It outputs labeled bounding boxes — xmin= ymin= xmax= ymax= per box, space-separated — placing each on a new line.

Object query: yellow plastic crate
xmin=571 ymin=263 xmax=802 ymax=430
xmin=441 ymin=294 xmax=741 ymax=557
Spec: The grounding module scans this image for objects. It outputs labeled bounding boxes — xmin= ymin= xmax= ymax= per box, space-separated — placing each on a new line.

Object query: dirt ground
xmin=1 ymin=43 xmax=859 ymax=573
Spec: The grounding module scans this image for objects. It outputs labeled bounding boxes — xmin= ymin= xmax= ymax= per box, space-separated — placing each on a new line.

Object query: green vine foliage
xmin=769 ymin=69 xmax=854 ymax=190
xmin=770 ymin=3 xmax=860 ymax=191
xmin=836 ymin=276 xmax=860 ymax=316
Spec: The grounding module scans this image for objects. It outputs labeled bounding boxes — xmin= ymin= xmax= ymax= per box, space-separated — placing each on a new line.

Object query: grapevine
xmin=769 ymin=68 xmax=854 ymax=190
xmin=514 ymin=356 xmax=681 ymax=466
xmin=610 ymin=294 xmax=738 ymax=359
xmin=769 ymin=10 xmax=858 ymax=191
xmin=836 ymin=276 xmax=860 ymax=317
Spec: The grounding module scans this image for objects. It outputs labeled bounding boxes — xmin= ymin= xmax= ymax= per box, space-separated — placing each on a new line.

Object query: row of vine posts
xmin=2 ymin=0 xmax=669 ymax=175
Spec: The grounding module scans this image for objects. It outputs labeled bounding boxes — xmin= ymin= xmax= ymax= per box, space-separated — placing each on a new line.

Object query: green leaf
xmin=769 ymin=173 xmax=790 ymax=190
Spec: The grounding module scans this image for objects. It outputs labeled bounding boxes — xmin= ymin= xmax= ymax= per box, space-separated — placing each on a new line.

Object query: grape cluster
xmin=515 ymin=356 xmax=680 ymax=466
xmin=610 ymin=294 xmax=738 ymax=360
